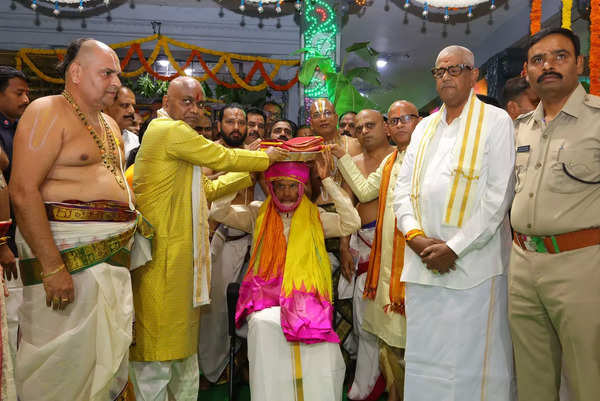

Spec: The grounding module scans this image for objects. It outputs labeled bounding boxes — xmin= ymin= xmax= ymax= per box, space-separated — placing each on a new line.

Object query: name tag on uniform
xmin=517 ymin=145 xmax=530 ymax=153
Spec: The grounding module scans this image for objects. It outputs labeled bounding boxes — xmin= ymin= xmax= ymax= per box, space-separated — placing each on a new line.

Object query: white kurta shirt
xmin=122 ymin=129 xmax=140 ymax=160
xmin=393 ymin=100 xmax=515 ymax=290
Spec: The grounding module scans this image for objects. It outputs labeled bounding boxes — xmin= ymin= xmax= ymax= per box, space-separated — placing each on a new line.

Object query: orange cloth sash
xmin=363 ymin=149 xmax=406 ymax=315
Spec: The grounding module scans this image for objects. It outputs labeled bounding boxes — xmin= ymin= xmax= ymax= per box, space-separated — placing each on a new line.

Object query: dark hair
xmin=528 ymin=27 xmax=580 ymax=58
xmin=502 ymin=76 xmax=530 ymax=106
xmin=0 ymin=66 xmax=27 ymax=93
xmin=218 ymin=103 xmax=245 ymax=122
xmin=246 ymin=107 xmax=266 ymax=122
xmin=338 ymin=110 xmax=356 ymax=123
xmin=114 ymin=85 xmax=134 ymax=101
xmin=56 ymin=38 xmax=94 ymax=78
xmin=270 ymin=118 xmax=297 ymax=137
xmin=476 ymin=94 xmax=502 ymax=108
xmin=263 ymin=101 xmax=283 ymax=113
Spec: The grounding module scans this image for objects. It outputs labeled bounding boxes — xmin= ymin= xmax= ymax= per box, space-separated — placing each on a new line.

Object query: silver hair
xmin=436 ymin=46 xmax=475 ymax=67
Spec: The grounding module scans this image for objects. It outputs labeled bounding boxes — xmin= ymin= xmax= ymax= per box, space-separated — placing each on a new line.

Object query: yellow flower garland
xmin=562 ymin=0 xmax=572 ymax=30
xmin=15 ymin=34 xmax=299 ymax=91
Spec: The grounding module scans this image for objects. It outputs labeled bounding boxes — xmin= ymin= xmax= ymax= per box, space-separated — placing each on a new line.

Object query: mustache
xmin=124 ymin=114 xmax=135 ymax=120
xmin=538 ymin=71 xmax=562 ymax=82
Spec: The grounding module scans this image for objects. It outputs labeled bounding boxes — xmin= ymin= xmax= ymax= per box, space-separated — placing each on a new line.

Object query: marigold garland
xmin=561 ymin=0 xmax=572 ymax=30
xmin=14 ymin=34 xmax=299 ymax=92
xmin=590 ymin=0 xmax=600 ymax=95
xmin=530 ymin=0 xmax=542 ymax=35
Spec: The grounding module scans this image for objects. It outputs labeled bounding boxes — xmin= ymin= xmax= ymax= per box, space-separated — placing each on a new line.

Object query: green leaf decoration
xmin=299 ymin=56 xmax=331 ymax=86
xmin=346 ymin=67 xmax=381 ymax=87
xmin=201 ymin=82 xmax=213 ymax=98
xmin=291 ymin=47 xmax=311 ymax=55
xmin=345 ymin=42 xmax=371 ymax=53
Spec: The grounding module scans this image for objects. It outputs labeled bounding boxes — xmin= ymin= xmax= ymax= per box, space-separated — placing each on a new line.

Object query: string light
xmin=303 ymin=0 xmax=337 ymax=98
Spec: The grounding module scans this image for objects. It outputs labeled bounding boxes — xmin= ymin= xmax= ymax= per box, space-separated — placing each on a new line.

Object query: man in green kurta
xmin=130 ymin=77 xmax=286 ymax=401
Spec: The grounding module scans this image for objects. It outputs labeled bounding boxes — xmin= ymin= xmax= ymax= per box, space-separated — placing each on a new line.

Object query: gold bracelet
xmin=0 ymin=236 xmax=9 ymax=246
xmin=41 ymin=264 xmax=66 ymax=280
xmin=405 ymin=229 xmax=425 ymax=241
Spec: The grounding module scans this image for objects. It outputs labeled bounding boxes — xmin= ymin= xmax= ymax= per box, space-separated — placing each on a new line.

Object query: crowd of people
xmin=0 ymin=25 xmax=596 ymax=401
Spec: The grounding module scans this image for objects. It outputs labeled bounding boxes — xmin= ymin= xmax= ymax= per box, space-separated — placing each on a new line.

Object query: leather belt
xmin=513 ymin=227 xmax=600 ymax=254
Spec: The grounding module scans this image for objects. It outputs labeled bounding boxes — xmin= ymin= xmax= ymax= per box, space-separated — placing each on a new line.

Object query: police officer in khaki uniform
xmin=510 ymin=27 xmax=600 ymax=401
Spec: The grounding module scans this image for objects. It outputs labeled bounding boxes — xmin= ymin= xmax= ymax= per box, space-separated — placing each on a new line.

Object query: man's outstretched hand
xmin=264 ymin=146 xmax=288 ymax=164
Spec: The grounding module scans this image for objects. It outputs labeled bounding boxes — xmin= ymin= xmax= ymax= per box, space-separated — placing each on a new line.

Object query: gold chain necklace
xmin=62 ymin=91 xmax=125 ymax=189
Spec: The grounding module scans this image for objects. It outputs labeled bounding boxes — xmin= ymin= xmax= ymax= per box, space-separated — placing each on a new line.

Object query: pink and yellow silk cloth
xmin=235 ymin=162 xmax=339 ymax=344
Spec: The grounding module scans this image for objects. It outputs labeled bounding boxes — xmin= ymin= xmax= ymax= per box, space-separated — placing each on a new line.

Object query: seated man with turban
xmin=209 ymin=149 xmax=361 ymax=401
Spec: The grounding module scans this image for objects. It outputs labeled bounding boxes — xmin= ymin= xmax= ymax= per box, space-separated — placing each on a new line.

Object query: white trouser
xmin=130 ymin=354 xmax=199 ymax=401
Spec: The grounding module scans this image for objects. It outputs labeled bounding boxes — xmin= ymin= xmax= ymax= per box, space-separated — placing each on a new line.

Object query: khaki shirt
xmin=512 ymin=84 xmax=600 ymax=235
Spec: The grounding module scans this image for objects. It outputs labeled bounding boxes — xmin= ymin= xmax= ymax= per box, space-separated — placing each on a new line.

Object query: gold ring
xmin=53 ymin=297 xmax=60 ymax=304
xmin=61 ymin=298 xmax=69 ymax=303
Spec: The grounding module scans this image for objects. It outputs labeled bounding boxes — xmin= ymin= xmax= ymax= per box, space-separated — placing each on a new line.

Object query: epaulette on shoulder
xmin=583 ymin=93 xmax=600 ymax=110
xmin=515 ymin=110 xmax=534 ymax=122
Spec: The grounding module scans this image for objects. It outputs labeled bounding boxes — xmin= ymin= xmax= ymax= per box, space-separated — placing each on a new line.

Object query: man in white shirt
xmin=393 ymin=45 xmax=516 ymax=401
xmin=105 ymin=86 xmax=139 ymax=160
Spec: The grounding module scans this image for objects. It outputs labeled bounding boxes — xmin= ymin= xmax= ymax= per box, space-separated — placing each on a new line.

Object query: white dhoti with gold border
xmin=247 ymin=306 xmax=345 ymax=401
xmin=404 ymin=275 xmax=516 ymax=401
xmin=348 ymin=224 xmax=383 ymax=400
xmin=15 ymin=220 xmax=137 ymax=401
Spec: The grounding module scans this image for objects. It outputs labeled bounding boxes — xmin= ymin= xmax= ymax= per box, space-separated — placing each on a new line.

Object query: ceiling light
xmin=157 ymin=58 xmax=169 ymax=67
xmin=184 ymin=67 xmax=192 ymax=76
xmin=376 ymin=59 xmax=388 ymax=69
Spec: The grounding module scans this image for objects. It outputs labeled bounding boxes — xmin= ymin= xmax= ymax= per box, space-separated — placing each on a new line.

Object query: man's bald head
xmin=388 ymin=100 xmax=418 ymax=116
xmin=434 ymin=45 xmax=479 ymax=108
xmin=355 ymin=109 xmax=388 ymax=151
xmin=387 ymin=100 xmax=420 ymax=150
xmin=61 ymin=38 xmax=122 ymax=111
xmin=164 ymin=76 xmax=206 ymax=126
xmin=309 ymin=98 xmax=338 ymax=138
xmin=435 ymin=45 xmax=475 ymax=67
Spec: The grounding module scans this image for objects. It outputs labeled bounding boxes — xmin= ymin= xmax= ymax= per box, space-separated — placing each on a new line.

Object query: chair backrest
xmin=226 ymin=282 xmax=241 ymax=337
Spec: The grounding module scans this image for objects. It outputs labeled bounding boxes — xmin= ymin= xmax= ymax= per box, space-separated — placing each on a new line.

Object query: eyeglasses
xmin=431 ymin=64 xmax=473 ymax=79
xmin=311 ymin=110 xmax=334 ymax=120
xmin=389 ymin=114 xmax=418 ymax=125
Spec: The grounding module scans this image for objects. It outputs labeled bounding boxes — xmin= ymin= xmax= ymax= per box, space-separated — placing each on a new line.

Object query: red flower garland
xmin=590 ymin=0 xmax=600 ymax=95
xmin=530 ymin=0 xmax=543 ymax=35
xmin=128 ymin=43 xmax=299 ymax=90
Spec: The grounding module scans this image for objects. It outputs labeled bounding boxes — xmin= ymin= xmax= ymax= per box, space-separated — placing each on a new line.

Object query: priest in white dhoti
xmin=209 ymin=151 xmax=361 ymax=401
xmin=393 ymin=46 xmax=517 ymax=401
